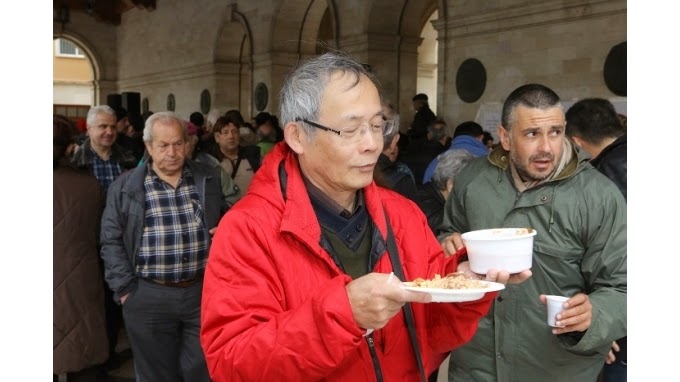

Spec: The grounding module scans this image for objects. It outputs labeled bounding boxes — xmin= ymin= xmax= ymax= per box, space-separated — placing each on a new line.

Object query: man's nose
xmin=538 ymin=135 xmax=551 ymax=152
xmin=361 ymin=128 xmax=381 ymax=151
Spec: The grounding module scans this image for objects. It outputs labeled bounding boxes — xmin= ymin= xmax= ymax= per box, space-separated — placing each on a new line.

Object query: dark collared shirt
xmin=91 ymin=147 xmax=122 ymax=191
xmin=136 ymin=163 xmax=209 ymax=282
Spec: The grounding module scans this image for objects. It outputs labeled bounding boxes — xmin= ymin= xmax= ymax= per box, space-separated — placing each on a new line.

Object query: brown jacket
xmin=53 ymin=163 xmax=108 ymax=373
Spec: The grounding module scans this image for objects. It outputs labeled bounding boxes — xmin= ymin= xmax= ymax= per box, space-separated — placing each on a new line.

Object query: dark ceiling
xmin=53 ymin=0 xmax=156 ymax=26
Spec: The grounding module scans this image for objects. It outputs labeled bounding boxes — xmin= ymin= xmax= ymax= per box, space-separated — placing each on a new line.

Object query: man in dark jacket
xmin=72 ymin=105 xmax=137 ymax=193
xmin=566 ymin=98 xmax=627 ymax=382
xmin=374 ymin=104 xmax=417 ymax=201
xmin=407 ymin=93 xmax=437 ymax=143
xmin=71 ymin=104 xmax=137 ymax=372
xmin=566 ymin=98 xmax=626 ymax=199
xmin=402 ymin=95 xmax=438 ymax=184
xmin=100 ymin=111 xmax=226 ymax=382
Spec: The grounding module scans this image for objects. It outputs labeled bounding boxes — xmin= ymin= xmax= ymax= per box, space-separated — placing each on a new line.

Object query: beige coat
xmin=53 ymin=164 xmax=108 ymax=373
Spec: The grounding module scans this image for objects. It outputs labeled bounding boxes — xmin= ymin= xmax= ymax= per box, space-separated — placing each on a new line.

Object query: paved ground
xmin=104 ymin=329 xmax=135 ymax=381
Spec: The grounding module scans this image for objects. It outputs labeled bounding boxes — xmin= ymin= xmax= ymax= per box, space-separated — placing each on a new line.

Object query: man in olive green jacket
xmin=439 ymin=84 xmax=626 ymax=382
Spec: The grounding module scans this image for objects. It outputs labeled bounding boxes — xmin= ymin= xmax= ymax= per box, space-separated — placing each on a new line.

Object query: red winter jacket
xmin=201 ymin=142 xmax=495 ymax=381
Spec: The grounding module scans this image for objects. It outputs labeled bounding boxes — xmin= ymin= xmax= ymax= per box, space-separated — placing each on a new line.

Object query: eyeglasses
xmin=295 ymin=116 xmax=393 ymax=144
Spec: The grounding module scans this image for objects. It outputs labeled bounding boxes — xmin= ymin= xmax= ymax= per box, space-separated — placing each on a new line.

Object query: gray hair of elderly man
xmin=279 ymin=51 xmax=384 ymax=139
xmin=143 ymin=111 xmax=188 ymax=143
xmin=86 ymin=105 xmax=116 ymax=127
xmin=431 ymin=149 xmax=475 ymax=191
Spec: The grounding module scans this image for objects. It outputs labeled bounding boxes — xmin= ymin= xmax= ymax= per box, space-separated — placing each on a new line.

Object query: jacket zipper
xmin=366 ymin=334 xmax=383 ymax=382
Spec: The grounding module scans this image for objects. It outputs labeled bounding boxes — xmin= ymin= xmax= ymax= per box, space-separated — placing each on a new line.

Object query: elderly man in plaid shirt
xmin=100 ymin=111 xmax=227 ymax=382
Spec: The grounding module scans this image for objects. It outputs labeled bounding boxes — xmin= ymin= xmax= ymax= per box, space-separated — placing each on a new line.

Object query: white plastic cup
xmin=546 ymin=295 xmax=569 ymax=328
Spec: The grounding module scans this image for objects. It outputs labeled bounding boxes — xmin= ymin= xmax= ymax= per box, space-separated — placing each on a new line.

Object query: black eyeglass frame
xmin=295 ymin=118 xmax=342 ymax=136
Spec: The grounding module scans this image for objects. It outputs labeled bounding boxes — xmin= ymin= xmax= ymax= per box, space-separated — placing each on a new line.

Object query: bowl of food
xmin=461 ymin=228 xmax=537 ymax=274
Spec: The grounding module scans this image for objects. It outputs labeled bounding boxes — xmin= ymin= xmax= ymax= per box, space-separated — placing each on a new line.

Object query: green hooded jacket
xmin=439 ymin=143 xmax=627 ymax=382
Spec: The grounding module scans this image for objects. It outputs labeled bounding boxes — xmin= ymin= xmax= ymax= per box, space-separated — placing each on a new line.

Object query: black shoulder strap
xmin=384 ymin=212 xmax=427 ymax=382
xmin=230 ymin=157 xmax=242 ymax=179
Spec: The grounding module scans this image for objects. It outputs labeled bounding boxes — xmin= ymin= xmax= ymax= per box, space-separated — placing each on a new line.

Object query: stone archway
xmin=362 ymin=0 xmax=440 ymax=132
xmin=213 ymin=5 xmax=254 ymax=116
xmin=257 ymin=0 xmax=338 ymax=115
xmin=271 ymin=0 xmax=338 ymax=57
xmin=52 ymin=30 xmax=106 ymax=106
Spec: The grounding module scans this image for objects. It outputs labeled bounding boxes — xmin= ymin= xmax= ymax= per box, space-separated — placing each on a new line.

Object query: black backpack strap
xmin=384 ymin=212 xmax=427 ymax=382
xmin=230 ymin=157 xmax=242 ymax=179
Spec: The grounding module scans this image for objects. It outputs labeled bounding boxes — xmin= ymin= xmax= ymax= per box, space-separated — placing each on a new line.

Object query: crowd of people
xmin=54 ymin=51 xmax=626 ymax=382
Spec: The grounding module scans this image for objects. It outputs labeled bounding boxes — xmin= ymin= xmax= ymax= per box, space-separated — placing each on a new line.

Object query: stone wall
xmin=53 ymin=0 xmax=626 ymax=127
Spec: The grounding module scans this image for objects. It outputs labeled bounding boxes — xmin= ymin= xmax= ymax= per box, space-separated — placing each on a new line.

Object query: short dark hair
xmin=225 ymin=110 xmax=245 ymax=127
xmin=453 ymin=121 xmax=483 ymax=138
xmin=214 ymin=116 xmax=241 ymax=133
xmin=114 ymin=106 xmax=128 ymax=122
xmin=482 ymin=131 xmax=494 ymax=146
xmin=412 ymin=93 xmax=428 ymax=102
xmin=501 ymin=84 xmax=561 ymax=130
xmin=255 ymin=112 xmax=273 ymax=126
xmin=565 ymin=98 xmax=624 ymax=146
xmin=190 ymin=112 xmax=205 ymax=128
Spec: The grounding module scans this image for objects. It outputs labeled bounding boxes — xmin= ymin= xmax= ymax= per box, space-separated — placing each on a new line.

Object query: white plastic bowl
xmin=461 ymin=228 xmax=537 ymax=274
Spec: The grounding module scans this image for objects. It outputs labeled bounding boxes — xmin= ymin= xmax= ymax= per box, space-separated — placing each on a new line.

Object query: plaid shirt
xmin=91 ymin=148 xmax=122 ymax=192
xmin=136 ymin=164 xmax=209 ymax=282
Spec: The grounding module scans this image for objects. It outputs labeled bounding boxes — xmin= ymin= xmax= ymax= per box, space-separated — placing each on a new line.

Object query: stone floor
xmin=55 ymin=329 xmax=136 ymax=382
xmin=104 ymin=329 xmax=136 ymax=381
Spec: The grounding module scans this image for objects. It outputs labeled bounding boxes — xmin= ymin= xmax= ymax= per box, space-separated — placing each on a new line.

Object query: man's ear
xmin=284 ymin=121 xmax=305 ymax=154
xmin=570 ymin=135 xmax=585 ymax=148
xmin=390 ymin=133 xmax=400 ymax=150
xmin=498 ymin=124 xmax=510 ymax=151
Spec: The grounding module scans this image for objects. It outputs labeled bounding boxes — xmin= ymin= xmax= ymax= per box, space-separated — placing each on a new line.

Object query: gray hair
xmin=431 ymin=149 xmax=475 ymax=191
xmin=86 ymin=105 xmax=115 ymax=127
xmin=143 ymin=111 xmax=187 ymax=143
xmin=428 ymin=120 xmax=447 ymax=141
xmin=279 ymin=51 xmax=383 ymax=139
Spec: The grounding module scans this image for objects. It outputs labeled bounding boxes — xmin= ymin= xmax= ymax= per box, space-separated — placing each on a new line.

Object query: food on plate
xmin=410 ymin=272 xmax=487 ymax=289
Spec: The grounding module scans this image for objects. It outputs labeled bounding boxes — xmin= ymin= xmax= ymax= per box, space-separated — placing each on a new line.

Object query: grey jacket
xmin=100 ymin=159 xmax=226 ymax=302
xmin=439 ymin=144 xmax=627 ymax=382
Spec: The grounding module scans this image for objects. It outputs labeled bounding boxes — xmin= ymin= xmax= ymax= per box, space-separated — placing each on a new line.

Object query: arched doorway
xmin=52 ymin=37 xmax=95 ymax=122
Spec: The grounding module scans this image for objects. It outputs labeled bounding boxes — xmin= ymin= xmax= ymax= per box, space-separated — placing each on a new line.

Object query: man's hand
xmin=120 ymin=293 xmax=129 ymax=305
xmin=456 ymin=261 xmax=532 ymax=285
xmin=539 ymin=293 xmax=592 ymax=334
xmin=440 ymin=233 xmax=464 ymax=257
xmin=346 ymin=273 xmax=432 ymax=331
xmin=605 ymin=341 xmax=619 ymax=364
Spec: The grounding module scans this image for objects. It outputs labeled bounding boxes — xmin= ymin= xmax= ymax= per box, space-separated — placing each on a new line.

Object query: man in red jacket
xmin=200 ymin=51 xmax=531 ymax=382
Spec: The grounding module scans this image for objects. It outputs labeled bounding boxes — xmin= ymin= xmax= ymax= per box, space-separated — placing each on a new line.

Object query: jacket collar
xmin=267 ymin=144 xmax=389 ymax=256
xmin=487 ymin=139 xmax=588 ymax=186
